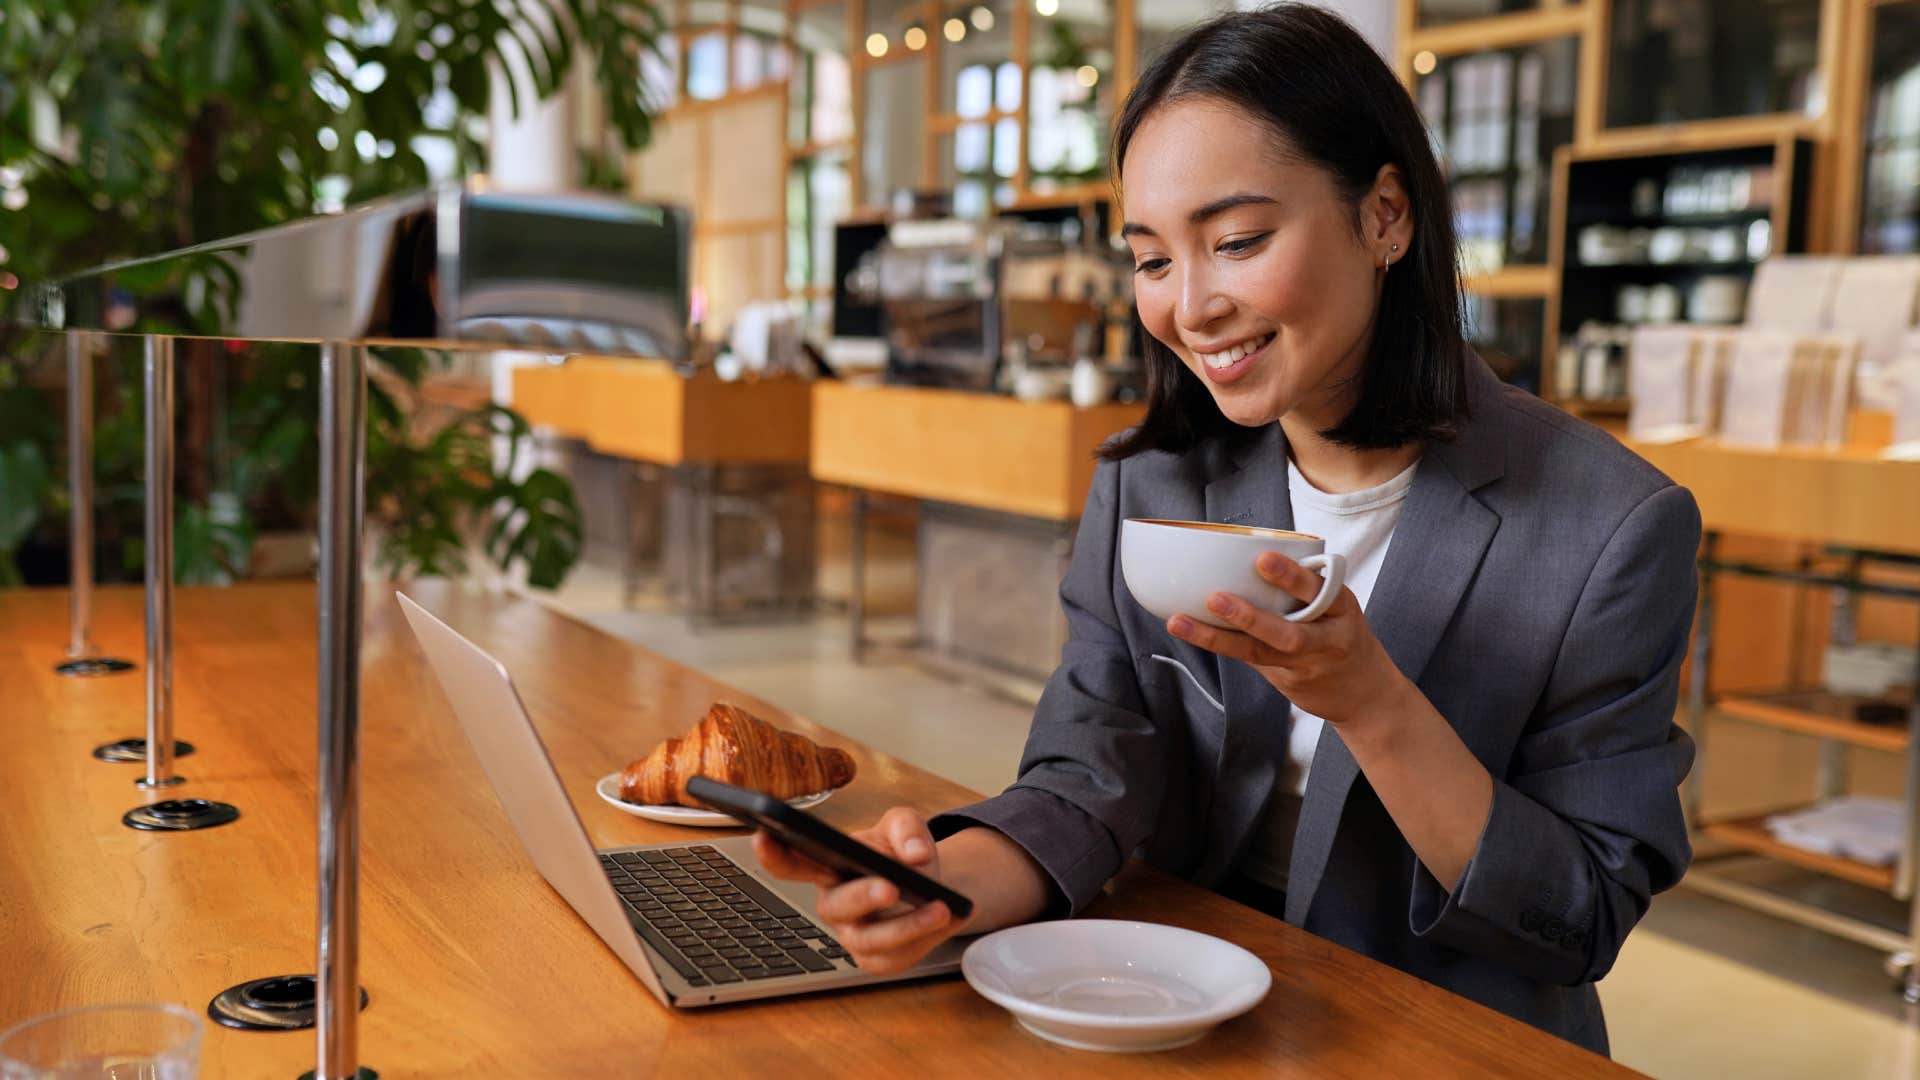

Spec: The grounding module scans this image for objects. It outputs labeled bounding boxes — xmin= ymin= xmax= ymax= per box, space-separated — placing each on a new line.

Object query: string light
xmin=865 ymin=32 xmax=888 ymax=57
xmin=1035 ymin=0 xmax=1057 ymax=16
xmin=904 ymin=25 xmax=927 ymax=50
xmin=1076 ymin=65 xmax=1098 ymax=88
xmin=944 ymin=17 xmax=966 ymax=42
xmin=971 ymin=6 xmax=995 ymax=31
xmin=1413 ymin=50 xmax=1437 ymax=75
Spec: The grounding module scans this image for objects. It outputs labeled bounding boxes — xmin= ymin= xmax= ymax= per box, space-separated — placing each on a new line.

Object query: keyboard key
xmin=628 ymin=918 xmax=705 ymax=981
xmin=762 ymin=962 xmax=804 ymax=977
xmin=707 ymin=969 xmax=744 ymax=984
xmin=780 ymin=917 xmax=814 ymax=929
xmin=750 ymin=917 xmax=783 ymax=930
xmin=691 ymin=845 xmax=718 ymax=854
xmin=612 ymin=852 xmax=646 ymax=866
xmin=750 ymin=945 xmax=786 ymax=959
xmin=718 ymin=947 xmax=752 ymax=961
xmin=795 ymin=927 xmax=828 ymax=940
xmin=820 ymin=946 xmax=848 ymax=959
xmin=641 ymin=851 xmax=675 ymax=865
xmin=696 ymin=927 xmax=730 ymax=941
xmin=729 ymin=874 xmax=803 ymax=919
xmin=666 ymin=931 xmax=701 ymax=945
xmin=682 ymin=944 xmax=716 ymax=959
xmin=789 ymin=949 xmax=835 ymax=973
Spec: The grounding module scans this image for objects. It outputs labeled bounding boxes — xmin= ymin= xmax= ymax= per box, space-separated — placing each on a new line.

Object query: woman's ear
xmin=1364 ymin=163 xmax=1415 ymax=269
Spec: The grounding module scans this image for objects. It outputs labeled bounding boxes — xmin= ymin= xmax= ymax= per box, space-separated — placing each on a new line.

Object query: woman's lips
xmin=1195 ymin=334 xmax=1272 ymax=387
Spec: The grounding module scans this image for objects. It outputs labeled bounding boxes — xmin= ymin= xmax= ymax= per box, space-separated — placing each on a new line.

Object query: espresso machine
xmin=843 ymin=215 xmax=1132 ymax=393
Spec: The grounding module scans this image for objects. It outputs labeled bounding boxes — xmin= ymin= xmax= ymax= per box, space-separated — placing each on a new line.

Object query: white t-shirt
xmin=1238 ymin=454 xmax=1419 ymax=892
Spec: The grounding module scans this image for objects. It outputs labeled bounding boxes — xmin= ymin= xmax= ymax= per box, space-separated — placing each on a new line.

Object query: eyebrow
xmin=1119 ymin=193 xmax=1279 ymax=238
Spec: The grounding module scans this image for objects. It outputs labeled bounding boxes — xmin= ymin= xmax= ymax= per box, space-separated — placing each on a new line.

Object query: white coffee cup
xmin=1120 ymin=518 xmax=1348 ymax=628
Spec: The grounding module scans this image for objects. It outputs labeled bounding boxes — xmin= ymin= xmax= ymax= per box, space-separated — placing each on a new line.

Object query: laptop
xmin=395 ymin=592 xmax=967 ymax=1007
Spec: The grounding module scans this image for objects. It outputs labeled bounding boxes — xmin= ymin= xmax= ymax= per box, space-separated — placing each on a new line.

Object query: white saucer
xmin=962 ymin=919 xmax=1271 ymax=1053
xmin=594 ymin=773 xmax=833 ymax=827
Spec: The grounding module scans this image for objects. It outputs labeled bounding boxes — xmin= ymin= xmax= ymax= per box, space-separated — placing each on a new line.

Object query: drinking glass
xmin=0 ymin=1004 xmax=200 ymax=1080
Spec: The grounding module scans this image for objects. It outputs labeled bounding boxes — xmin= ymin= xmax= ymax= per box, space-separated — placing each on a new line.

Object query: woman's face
xmin=1120 ymin=97 xmax=1405 ymax=430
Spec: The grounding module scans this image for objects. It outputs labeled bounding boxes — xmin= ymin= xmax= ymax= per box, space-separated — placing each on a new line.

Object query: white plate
xmin=593 ymin=773 xmax=833 ymax=827
xmin=962 ymin=919 xmax=1271 ymax=1053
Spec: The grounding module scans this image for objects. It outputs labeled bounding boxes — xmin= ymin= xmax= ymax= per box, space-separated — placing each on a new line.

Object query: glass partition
xmin=1606 ymin=0 xmax=1823 ymax=128
xmin=1416 ymin=37 xmax=1579 ymax=273
xmin=863 ymin=59 xmax=928 ymax=206
xmin=1861 ymin=2 xmax=1920 ymax=254
xmin=1028 ymin=0 xmax=1115 ymax=191
xmin=792 ymin=4 xmax=853 ymax=147
xmin=940 ymin=1 xmax=1015 ymax=115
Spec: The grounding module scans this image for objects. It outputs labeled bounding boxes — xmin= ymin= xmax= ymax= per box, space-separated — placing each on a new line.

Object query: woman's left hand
xmin=1168 ymin=551 xmax=1409 ymax=726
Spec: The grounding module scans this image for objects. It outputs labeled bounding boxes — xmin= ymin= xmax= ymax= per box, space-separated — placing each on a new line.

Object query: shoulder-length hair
xmin=1102 ymin=3 xmax=1469 ymax=461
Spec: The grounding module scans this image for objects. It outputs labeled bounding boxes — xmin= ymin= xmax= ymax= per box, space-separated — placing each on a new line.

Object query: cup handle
xmin=1284 ymin=553 xmax=1347 ymax=623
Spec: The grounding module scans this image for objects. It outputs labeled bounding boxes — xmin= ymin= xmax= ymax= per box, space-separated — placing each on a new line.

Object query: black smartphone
xmin=684 ymin=775 xmax=975 ymax=921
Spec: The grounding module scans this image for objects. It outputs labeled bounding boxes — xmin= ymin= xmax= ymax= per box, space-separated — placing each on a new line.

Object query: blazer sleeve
xmin=1407 ymin=482 xmax=1701 ymax=985
xmin=927 ymin=454 xmax=1173 ymax=915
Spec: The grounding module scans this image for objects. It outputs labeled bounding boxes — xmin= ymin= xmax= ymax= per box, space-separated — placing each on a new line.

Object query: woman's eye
xmin=1218 ymin=233 xmax=1269 ymax=255
xmin=1133 ymin=257 xmax=1170 ymax=275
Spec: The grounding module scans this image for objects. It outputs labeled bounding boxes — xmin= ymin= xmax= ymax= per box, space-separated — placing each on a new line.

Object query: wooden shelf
xmin=1462 ymin=264 xmax=1556 ymax=298
xmin=1711 ymin=691 xmax=1911 ymax=754
xmin=1699 ymin=813 xmax=1897 ymax=892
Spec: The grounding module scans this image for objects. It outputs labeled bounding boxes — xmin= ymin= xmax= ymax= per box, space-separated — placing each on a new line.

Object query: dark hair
xmin=1101 ymin=3 xmax=1468 ymax=461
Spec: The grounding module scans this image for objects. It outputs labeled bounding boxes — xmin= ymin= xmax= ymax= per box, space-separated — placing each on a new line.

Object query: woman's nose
xmin=1174 ymin=267 xmax=1233 ymax=333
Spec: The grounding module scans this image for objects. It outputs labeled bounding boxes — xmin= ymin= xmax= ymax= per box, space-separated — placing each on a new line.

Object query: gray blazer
xmin=930 ymin=358 xmax=1700 ymax=1055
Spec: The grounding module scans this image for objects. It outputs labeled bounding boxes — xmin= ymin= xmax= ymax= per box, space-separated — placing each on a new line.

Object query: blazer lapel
xmin=1195 ymin=423 xmax=1297 ymax=884
xmin=1284 ymin=361 xmax=1509 ymax=924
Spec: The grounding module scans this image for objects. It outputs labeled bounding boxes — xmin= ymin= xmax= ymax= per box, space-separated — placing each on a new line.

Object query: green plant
xmin=0 ymin=0 xmax=665 ymax=587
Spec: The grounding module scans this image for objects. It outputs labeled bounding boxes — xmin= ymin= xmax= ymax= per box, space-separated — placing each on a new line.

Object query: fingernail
xmin=1258 ymin=553 xmax=1282 ymax=572
xmin=920 ymin=904 xmax=946 ymax=924
xmin=870 ymin=881 xmax=889 ymax=902
xmin=1169 ymin=616 xmax=1194 ymax=636
xmin=1206 ymin=595 xmax=1235 ymax=616
xmin=904 ymin=838 xmax=929 ymax=860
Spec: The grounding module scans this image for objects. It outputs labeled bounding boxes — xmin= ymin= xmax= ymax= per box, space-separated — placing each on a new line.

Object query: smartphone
xmin=684 ymin=775 xmax=975 ymax=921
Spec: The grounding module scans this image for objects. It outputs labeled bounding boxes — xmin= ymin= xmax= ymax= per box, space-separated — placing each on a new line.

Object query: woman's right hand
xmin=752 ymin=806 xmax=968 ymax=975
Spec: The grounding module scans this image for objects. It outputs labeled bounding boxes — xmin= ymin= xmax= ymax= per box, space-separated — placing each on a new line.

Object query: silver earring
xmin=1383 ymin=242 xmax=1399 ymax=270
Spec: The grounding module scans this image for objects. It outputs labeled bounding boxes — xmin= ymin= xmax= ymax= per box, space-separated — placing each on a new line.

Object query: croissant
xmin=619 ymin=702 xmax=857 ymax=807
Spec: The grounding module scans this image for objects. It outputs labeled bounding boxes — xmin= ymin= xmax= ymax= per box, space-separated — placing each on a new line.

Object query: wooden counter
xmin=511 ymin=357 xmax=812 ymax=467
xmin=809 ymin=382 xmax=1145 ymax=521
xmin=0 ymin=582 xmax=1637 ymax=1078
xmin=1625 ymin=437 xmax=1920 ymax=555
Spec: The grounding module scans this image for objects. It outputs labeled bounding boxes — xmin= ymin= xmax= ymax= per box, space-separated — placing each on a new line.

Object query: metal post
xmin=1683 ymin=531 xmax=1717 ymax=824
xmin=58 ymin=331 xmax=133 ymax=677
xmin=68 ymin=331 xmax=96 ymax=658
xmin=139 ymin=337 xmax=184 ymax=790
xmin=315 ymin=343 xmax=370 ymax=1080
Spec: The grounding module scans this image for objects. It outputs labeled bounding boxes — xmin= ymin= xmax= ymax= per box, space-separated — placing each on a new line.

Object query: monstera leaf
xmin=483 ymin=466 xmax=584 ymax=591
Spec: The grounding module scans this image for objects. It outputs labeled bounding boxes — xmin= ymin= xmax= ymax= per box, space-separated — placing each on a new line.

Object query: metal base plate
xmin=209 ymin=975 xmax=368 ymax=1032
xmin=297 ymin=1071 xmax=378 ymax=1080
xmin=56 ymin=657 xmax=135 ymax=676
xmin=93 ymin=738 xmax=196 ymax=763
xmin=122 ymin=798 xmax=240 ymax=831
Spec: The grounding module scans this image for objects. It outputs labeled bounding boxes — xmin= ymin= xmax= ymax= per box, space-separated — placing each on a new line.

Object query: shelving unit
xmin=1683 ymin=538 xmax=1920 ymax=993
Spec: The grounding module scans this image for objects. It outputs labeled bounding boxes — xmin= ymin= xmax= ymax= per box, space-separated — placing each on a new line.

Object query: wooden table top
xmin=0 ymin=582 xmax=1638 ymax=1077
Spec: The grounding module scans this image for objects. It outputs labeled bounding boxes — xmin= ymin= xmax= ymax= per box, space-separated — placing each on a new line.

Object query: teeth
xmin=1199 ymin=333 xmax=1272 ymax=370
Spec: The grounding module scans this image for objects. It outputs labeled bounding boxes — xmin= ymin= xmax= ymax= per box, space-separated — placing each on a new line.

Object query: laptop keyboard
xmin=599 ymin=845 xmax=855 ymax=988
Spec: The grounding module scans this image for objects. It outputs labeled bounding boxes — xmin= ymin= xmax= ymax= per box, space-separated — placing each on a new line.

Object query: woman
xmin=758 ymin=4 xmax=1698 ymax=1055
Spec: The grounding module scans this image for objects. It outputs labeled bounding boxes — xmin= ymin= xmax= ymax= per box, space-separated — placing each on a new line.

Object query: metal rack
xmin=15 ymin=181 xmax=690 ymax=1080
xmin=1682 ymin=534 xmax=1920 ymax=1000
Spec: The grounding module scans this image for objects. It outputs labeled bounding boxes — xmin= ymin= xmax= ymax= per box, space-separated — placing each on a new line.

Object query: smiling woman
xmin=754 ymin=4 xmax=1703 ymax=1062
xmin=1105 ymin=7 xmax=1470 ymax=464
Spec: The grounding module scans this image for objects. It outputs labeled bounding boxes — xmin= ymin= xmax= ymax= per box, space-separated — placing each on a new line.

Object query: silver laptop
xmin=396 ymin=592 xmax=966 ymax=1007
